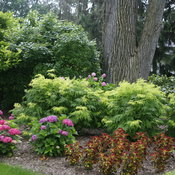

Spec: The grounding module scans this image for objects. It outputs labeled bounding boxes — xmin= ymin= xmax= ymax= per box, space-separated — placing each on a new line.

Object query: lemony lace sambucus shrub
xmin=103 ymin=79 xmax=167 ymax=137
xmin=12 ymin=74 xmax=107 ymax=131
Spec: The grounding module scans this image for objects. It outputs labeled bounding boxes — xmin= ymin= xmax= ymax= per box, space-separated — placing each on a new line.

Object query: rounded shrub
xmin=12 ymin=74 xmax=106 ymax=130
xmin=30 ymin=115 xmax=77 ymax=156
xmin=103 ymin=79 xmax=167 ymax=137
xmin=0 ymin=116 xmax=21 ymax=156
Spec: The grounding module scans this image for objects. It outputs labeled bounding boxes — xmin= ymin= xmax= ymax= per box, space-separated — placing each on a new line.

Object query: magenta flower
xmin=86 ymin=75 xmax=91 ymax=80
xmin=47 ymin=115 xmax=58 ymax=122
xmin=31 ymin=135 xmax=37 ymax=141
xmin=91 ymin=72 xmax=96 ymax=77
xmin=9 ymin=116 xmax=14 ymax=120
xmin=2 ymin=125 xmax=11 ymax=130
xmin=61 ymin=131 xmax=68 ymax=136
xmin=60 ymin=77 xmax=65 ymax=80
xmin=0 ymin=135 xmax=5 ymax=141
xmin=8 ymin=128 xmax=21 ymax=135
xmin=3 ymin=137 xmax=12 ymax=143
xmin=102 ymin=73 xmax=107 ymax=78
xmin=62 ymin=119 xmax=74 ymax=127
xmin=39 ymin=117 xmax=48 ymax=123
xmin=40 ymin=125 xmax=46 ymax=130
xmin=0 ymin=110 xmax=3 ymax=115
xmin=93 ymin=77 xmax=98 ymax=81
xmin=58 ymin=129 xmax=63 ymax=134
xmin=102 ymin=82 xmax=107 ymax=86
xmin=0 ymin=120 xmax=5 ymax=125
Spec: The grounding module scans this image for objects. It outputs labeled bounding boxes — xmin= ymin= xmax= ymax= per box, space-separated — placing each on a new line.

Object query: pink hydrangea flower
xmin=31 ymin=135 xmax=37 ymax=141
xmin=40 ymin=125 xmax=46 ymax=130
xmin=0 ymin=110 xmax=3 ymax=115
xmin=62 ymin=119 xmax=74 ymax=127
xmin=91 ymin=72 xmax=96 ymax=77
xmin=0 ymin=120 xmax=5 ymax=125
xmin=93 ymin=77 xmax=98 ymax=81
xmin=102 ymin=73 xmax=107 ymax=78
xmin=39 ymin=117 xmax=48 ymax=123
xmin=58 ymin=129 xmax=63 ymax=134
xmin=8 ymin=128 xmax=21 ymax=135
xmin=2 ymin=125 xmax=11 ymax=130
xmin=0 ymin=135 xmax=5 ymax=141
xmin=9 ymin=116 xmax=14 ymax=120
xmin=102 ymin=82 xmax=107 ymax=86
xmin=47 ymin=115 xmax=58 ymax=122
xmin=3 ymin=137 xmax=13 ymax=143
xmin=61 ymin=131 xmax=68 ymax=136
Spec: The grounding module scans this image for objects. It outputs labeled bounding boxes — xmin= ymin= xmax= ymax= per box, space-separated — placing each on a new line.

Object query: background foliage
xmin=0 ymin=11 xmax=99 ymax=110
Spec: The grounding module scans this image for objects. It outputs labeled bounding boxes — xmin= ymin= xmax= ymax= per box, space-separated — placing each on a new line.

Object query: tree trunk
xmin=103 ymin=0 xmax=166 ymax=83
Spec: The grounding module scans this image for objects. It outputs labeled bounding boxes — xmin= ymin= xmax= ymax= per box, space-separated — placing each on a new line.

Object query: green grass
xmin=165 ymin=170 xmax=175 ymax=175
xmin=0 ymin=163 xmax=42 ymax=175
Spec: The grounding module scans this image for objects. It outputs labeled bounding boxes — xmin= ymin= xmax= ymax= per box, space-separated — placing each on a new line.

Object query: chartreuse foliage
xmin=12 ymin=74 xmax=105 ymax=130
xmin=166 ymin=93 xmax=175 ymax=137
xmin=103 ymin=80 xmax=167 ymax=137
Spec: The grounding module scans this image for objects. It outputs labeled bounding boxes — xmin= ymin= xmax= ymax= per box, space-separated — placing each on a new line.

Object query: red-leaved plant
xmin=65 ymin=128 xmax=175 ymax=175
xmin=151 ymin=133 xmax=175 ymax=173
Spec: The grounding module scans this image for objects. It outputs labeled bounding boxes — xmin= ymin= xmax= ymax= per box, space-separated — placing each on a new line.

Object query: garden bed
xmin=1 ymin=136 xmax=175 ymax=175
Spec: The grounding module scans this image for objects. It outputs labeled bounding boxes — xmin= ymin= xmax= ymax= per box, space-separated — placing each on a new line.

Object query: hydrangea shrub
xmin=0 ymin=118 xmax=21 ymax=156
xmin=30 ymin=115 xmax=77 ymax=156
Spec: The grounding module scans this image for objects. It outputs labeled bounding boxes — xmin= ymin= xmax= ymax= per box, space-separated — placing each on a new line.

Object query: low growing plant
xmin=151 ymin=133 xmax=175 ymax=173
xmin=30 ymin=115 xmax=77 ymax=156
xmin=65 ymin=128 xmax=174 ymax=175
xmin=0 ymin=119 xmax=21 ymax=156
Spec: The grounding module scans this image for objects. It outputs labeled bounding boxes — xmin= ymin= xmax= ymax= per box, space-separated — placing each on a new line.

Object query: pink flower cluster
xmin=0 ymin=136 xmax=12 ymax=143
xmin=58 ymin=130 xmax=68 ymax=136
xmin=8 ymin=129 xmax=21 ymax=135
xmin=0 ymin=120 xmax=21 ymax=144
xmin=62 ymin=119 xmax=74 ymax=127
xmin=39 ymin=115 xmax=58 ymax=123
xmin=86 ymin=73 xmax=107 ymax=86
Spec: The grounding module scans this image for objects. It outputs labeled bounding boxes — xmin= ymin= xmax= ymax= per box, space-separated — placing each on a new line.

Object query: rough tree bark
xmin=103 ymin=0 xmax=166 ymax=83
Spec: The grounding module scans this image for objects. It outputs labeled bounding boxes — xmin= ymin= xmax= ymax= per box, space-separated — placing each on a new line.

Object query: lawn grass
xmin=0 ymin=163 xmax=42 ymax=175
xmin=165 ymin=170 xmax=175 ymax=175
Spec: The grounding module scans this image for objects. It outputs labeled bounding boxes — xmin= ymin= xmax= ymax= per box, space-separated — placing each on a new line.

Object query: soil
xmin=0 ymin=135 xmax=175 ymax=175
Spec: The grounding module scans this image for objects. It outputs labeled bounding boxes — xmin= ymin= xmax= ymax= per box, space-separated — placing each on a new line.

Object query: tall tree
xmin=103 ymin=0 xmax=166 ymax=83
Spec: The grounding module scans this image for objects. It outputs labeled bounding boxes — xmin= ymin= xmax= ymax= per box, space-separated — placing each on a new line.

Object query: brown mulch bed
xmin=1 ymin=135 xmax=175 ymax=175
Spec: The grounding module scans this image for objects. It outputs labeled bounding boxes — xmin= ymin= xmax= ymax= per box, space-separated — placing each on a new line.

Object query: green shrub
xmin=166 ymin=93 xmax=175 ymax=137
xmin=30 ymin=115 xmax=76 ymax=156
xmin=0 ymin=11 xmax=100 ymax=110
xmin=12 ymin=74 xmax=106 ymax=130
xmin=148 ymin=74 xmax=175 ymax=95
xmin=103 ymin=79 xmax=167 ymax=137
